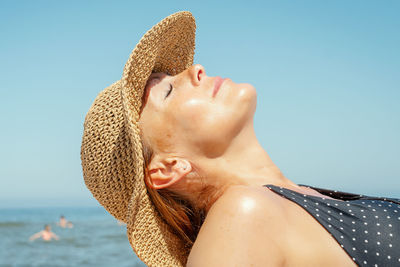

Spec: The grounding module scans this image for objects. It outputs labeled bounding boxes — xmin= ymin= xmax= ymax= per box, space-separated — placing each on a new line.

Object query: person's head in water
xmin=44 ymin=224 xmax=51 ymax=231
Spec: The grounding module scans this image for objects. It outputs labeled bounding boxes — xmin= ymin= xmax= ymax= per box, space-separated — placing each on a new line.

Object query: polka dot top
xmin=265 ymin=184 xmax=400 ymax=266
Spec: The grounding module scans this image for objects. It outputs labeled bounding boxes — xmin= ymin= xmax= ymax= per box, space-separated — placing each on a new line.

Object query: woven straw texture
xmin=81 ymin=11 xmax=195 ymax=266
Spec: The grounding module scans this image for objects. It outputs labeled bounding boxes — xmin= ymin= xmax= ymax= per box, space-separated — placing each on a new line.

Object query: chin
xmin=237 ymin=83 xmax=257 ymax=111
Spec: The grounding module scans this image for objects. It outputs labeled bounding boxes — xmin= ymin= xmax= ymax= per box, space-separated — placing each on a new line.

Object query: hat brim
xmin=121 ymin=11 xmax=195 ymax=266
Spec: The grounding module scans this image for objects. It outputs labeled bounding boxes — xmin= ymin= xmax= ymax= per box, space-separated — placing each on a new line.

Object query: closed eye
xmin=165 ymin=84 xmax=173 ymax=99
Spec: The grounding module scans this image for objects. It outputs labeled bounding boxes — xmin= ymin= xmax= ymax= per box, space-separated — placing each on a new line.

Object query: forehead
xmin=141 ymin=72 xmax=169 ymax=109
xmin=139 ymin=72 xmax=176 ymax=153
xmin=146 ymin=72 xmax=169 ymax=88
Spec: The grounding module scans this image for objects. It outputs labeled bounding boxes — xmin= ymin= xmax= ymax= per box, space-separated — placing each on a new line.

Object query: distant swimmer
xmin=57 ymin=215 xmax=73 ymax=228
xmin=29 ymin=224 xmax=59 ymax=241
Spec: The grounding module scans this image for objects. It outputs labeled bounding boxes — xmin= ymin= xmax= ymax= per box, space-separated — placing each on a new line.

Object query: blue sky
xmin=1 ymin=0 xmax=399 ymax=207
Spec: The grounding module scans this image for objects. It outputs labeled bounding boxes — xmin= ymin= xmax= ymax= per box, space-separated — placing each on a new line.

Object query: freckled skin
xmin=140 ymin=64 xmax=356 ymax=266
xmin=140 ymin=65 xmax=256 ymax=157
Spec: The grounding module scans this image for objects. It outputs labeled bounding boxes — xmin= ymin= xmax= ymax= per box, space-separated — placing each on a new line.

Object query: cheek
xmin=178 ymin=99 xmax=232 ymax=132
xmin=175 ymin=99 xmax=240 ymax=156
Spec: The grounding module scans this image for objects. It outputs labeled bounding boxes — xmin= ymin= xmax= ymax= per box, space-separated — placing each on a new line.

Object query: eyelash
xmin=164 ymin=84 xmax=173 ymax=99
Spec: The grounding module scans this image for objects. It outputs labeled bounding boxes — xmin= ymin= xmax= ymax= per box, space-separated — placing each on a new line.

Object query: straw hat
xmin=81 ymin=11 xmax=196 ymax=266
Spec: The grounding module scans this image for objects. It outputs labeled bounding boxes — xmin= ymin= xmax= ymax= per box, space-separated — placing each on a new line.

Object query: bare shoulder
xmin=203 ymin=185 xmax=284 ymax=225
xmin=187 ymin=185 xmax=287 ymax=267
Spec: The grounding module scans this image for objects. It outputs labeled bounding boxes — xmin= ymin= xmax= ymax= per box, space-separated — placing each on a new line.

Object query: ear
xmin=147 ymin=155 xmax=192 ymax=189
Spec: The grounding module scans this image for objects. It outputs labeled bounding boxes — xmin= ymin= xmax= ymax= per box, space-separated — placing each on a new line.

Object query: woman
xmin=81 ymin=11 xmax=400 ymax=266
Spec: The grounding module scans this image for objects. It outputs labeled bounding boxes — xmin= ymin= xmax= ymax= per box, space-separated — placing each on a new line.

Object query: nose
xmin=188 ymin=64 xmax=206 ymax=86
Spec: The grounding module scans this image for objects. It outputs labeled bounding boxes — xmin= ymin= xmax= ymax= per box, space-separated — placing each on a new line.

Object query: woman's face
xmin=139 ymin=64 xmax=257 ymax=158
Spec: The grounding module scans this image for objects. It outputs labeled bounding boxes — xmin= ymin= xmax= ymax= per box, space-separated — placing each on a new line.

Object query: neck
xmin=214 ymin=124 xmax=294 ymax=186
xmin=190 ymin=122 xmax=297 ymax=211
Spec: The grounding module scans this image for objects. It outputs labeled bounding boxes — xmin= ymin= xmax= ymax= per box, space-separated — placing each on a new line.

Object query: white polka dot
xmin=364 ymin=239 xmax=368 ymax=243
xmin=315 ymin=208 xmax=319 ymax=212
xmin=377 ymin=231 xmax=381 ymax=235
xmin=352 ymin=229 xmax=356 ymax=232
xmin=327 ymin=210 xmax=331 ymax=213
xmin=339 ymin=212 xmax=343 ymax=216
xmin=389 ymin=233 xmax=393 ymax=237
xmin=361 ymin=209 xmax=365 ymax=212
xmin=389 ymin=244 xmax=392 ymax=247
xmin=383 ymin=209 xmax=387 ymax=212
xmin=388 ymin=256 xmax=391 ymax=259
xmin=375 ymin=215 xmax=379 ymax=218
xmin=315 ymin=202 xmax=319 ymax=205
xmin=372 ymin=208 xmax=376 ymax=211
xmin=363 ymin=260 xmax=367 ymax=264
xmin=376 ymin=223 xmax=380 ymax=226
xmin=389 ymin=224 xmax=392 ymax=227
xmin=364 ymin=230 xmax=368 ymax=234
xmin=364 ymin=222 xmax=368 ymax=225
xmin=387 ymin=216 xmax=391 ymax=219
xmin=328 ymin=224 xmax=332 ymax=228
xmin=376 ymin=252 xmax=380 ymax=256
xmin=328 ymin=217 xmax=331 ymax=221
xmin=352 ymin=221 xmax=355 ymax=224
xmin=346 ymin=203 xmax=350 ymax=207
xmin=352 ymin=237 xmax=356 ymax=241
xmin=316 ymin=214 xmax=319 ymax=217
xmin=352 ymin=257 xmax=356 ymax=261
xmin=340 ymin=227 xmax=344 ymax=230
xmin=364 ymin=249 xmax=368 ymax=253
xmin=303 ymin=199 xmax=307 ymax=202
xmin=348 ymin=209 xmax=352 ymax=212
xmin=377 ymin=241 xmax=381 ymax=245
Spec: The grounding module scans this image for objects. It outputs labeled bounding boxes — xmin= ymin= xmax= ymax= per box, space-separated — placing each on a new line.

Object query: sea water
xmin=0 ymin=207 xmax=146 ymax=266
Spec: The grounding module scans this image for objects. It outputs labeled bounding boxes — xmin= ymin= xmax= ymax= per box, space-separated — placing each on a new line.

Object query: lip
xmin=213 ymin=76 xmax=225 ymax=97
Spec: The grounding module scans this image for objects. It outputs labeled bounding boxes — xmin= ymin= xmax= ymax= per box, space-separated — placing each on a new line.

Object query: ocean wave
xmin=0 ymin=221 xmax=25 ymax=227
xmin=102 ymin=234 xmax=126 ymax=241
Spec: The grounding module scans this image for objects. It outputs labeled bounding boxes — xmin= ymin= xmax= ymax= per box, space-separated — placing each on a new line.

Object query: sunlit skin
xmin=29 ymin=225 xmax=59 ymax=242
xmin=57 ymin=216 xmax=73 ymax=228
xmin=139 ymin=64 xmax=356 ymax=266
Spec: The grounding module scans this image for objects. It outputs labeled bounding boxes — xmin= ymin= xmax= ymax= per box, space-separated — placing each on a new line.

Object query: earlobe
xmin=148 ymin=156 xmax=192 ymax=189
